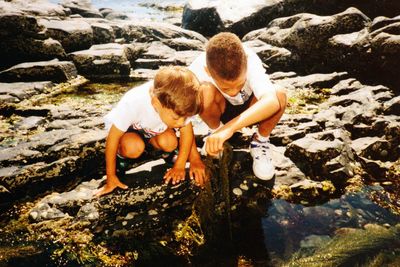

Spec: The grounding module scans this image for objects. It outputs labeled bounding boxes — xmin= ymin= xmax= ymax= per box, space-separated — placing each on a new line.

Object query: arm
xmin=199 ymin=82 xmax=223 ymax=129
xmin=95 ymin=125 xmax=128 ymax=197
xmin=164 ymin=122 xmax=193 ymax=184
xmin=188 ymin=138 xmax=207 ymax=187
xmin=206 ymin=91 xmax=280 ymax=156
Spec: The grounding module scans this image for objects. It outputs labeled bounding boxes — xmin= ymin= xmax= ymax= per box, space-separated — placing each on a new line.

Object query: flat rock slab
xmin=0 ymin=60 xmax=77 ymax=83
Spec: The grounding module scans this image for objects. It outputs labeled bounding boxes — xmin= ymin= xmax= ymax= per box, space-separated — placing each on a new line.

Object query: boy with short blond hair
xmin=190 ymin=32 xmax=287 ymax=181
xmin=96 ymin=66 xmax=206 ymax=197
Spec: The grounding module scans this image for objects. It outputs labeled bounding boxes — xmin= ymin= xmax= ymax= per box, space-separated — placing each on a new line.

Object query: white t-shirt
xmin=104 ymin=81 xmax=168 ymax=138
xmin=189 ymin=46 xmax=275 ymax=105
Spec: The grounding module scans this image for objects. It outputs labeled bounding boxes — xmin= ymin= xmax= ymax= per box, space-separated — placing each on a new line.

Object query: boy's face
xmin=207 ymin=65 xmax=247 ymax=97
xmin=154 ymin=99 xmax=188 ymax=128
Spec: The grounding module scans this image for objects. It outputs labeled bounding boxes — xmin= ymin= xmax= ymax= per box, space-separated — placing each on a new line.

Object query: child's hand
xmin=94 ymin=175 xmax=128 ymax=197
xmin=205 ymin=128 xmax=233 ymax=157
xmin=164 ymin=166 xmax=186 ymax=185
xmin=189 ymin=158 xmax=207 ymax=187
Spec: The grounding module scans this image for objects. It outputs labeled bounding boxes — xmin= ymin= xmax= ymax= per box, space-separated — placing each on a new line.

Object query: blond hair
xmin=206 ymin=32 xmax=247 ymax=81
xmin=153 ymin=66 xmax=201 ymax=117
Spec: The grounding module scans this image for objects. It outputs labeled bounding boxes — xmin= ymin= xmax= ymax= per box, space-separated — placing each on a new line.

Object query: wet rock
xmin=39 ymin=18 xmax=93 ymax=53
xmin=1 ymin=157 xmax=79 ymax=192
xmin=28 ymin=161 xmax=201 ymax=241
xmin=76 ymin=203 xmax=99 ymax=221
xmin=300 ymin=234 xmax=331 ymax=249
xmin=0 ymin=59 xmax=77 ymax=83
xmin=29 ymin=203 xmax=66 ymax=221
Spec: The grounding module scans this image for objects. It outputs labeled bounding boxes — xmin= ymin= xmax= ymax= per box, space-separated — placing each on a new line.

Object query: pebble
xmin=239 ymin=183 xmax=249 ymax=191
xmin=233 ymin=188 xmax=242 ymax=196
xmin=30 ymin=211 xmax=38 ymax=220
xmin=148 ymin=210 xmax=158 ymax=215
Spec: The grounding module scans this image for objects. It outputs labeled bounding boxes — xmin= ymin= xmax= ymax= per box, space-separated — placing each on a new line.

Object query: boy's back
xmin=105 ymin=81 xmax=168 ymax=138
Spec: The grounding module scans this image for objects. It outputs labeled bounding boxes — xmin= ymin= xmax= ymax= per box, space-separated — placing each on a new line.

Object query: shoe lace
xmin=250 ymin=140 xmax=271 ymax=160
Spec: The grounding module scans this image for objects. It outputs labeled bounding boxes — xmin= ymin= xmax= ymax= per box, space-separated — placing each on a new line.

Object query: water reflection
xmin=262 ymin=186 xmax=400 ymax=262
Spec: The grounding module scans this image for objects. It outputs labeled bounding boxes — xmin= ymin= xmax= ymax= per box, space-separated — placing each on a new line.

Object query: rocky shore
xmin=0 ymin=0 xmax=399 ymax=266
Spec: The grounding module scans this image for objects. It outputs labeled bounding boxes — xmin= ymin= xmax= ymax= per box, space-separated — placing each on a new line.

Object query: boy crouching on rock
xmin=190 ymin=32 xmax=287 ymax=182
xmin=95 ymin=66 xmax=207 ymax=197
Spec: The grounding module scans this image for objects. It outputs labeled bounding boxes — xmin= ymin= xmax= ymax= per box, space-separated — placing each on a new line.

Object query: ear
xmin=151 ymin=95 xmax=162 ymax=111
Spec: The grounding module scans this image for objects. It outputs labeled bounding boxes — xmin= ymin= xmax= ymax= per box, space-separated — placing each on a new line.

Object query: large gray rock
xmin=351 ymin=137 xmax=395 ymax=162
xmin=0 ymin=0 xmax=69 ymax=17
xmin=60 ymin=0 xmax=103 ymax=18
xmin=244 ymin=40 xmax=299 ymax=72
xmin=243 ymin=8 xmax=370 ymax=52
xmin=121 ymin=21 xmax=207 ymax=43
xmin=369 ymin=26 xmax=400 ymax=89
xmin=182 ymin=0 xmax=320 ymax=38
xmin=99 ymin=8 xmax=129 ymax=21
xmin=0 ymin=37 xmax=66 ymax=69
xmin=134 ymin=41 xmax=202 ymax=69
xmin=39 ymin=18 xmax=94 ymax=53
xmin=0 ymin=13 xmax=44 ymax=39
xmin=0 ymin=60 xmax=77 ymax=82
xmin=69 ymin=43 xmax=143 ymax=81
xmin=182 ymin=0 xmax=400 ymax=38
xmin=284 ymin=130 xmax=356 ymax=183
xmin=243 ymin=8 xmax=371 ymax=75
xmin=0 ymin=81 xmax=53 ymax=104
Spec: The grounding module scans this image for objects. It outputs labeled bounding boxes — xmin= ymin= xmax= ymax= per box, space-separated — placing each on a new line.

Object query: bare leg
xmin=199 ymin=82 xmax=226 ymax=130
xmin=119 ymin=132 xmax=145 ymax=158
xmin=256 ymin=87 xmax=287 ymax=137
xmin=149 ymin=128 xmax=178 ymax=152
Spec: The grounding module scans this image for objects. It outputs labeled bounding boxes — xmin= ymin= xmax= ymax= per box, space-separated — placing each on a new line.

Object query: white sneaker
xmin=250 ymin=137 xmax=275 ymax=180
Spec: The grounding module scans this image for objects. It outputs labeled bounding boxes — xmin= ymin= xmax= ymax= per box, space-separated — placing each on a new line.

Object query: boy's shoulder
xmin=121 ymin=81 xmax=152 ymax=101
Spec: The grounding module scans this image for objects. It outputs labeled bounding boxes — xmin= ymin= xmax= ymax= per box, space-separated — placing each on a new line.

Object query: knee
xmin=119 ymin=134 xmax=145 ymax=158
xmin=157 ymin=131 xmax=178 ymax=152
xmin=275 ymin=87 xmax=287 ymax=110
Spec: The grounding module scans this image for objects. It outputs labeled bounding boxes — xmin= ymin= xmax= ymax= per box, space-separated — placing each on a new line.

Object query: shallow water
xmin=262 ymin=186 xmax=400 ymax=263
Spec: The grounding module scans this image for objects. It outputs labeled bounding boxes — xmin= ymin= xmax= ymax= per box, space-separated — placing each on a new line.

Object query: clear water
xmin=262 ymin=185 xmax=400 ymax=262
